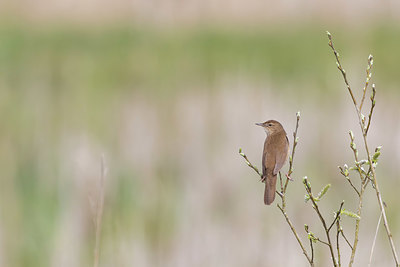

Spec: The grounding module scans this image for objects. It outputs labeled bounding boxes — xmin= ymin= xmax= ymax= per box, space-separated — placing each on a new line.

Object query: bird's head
xmin=255 ymin=120 xmax=284 ymax=135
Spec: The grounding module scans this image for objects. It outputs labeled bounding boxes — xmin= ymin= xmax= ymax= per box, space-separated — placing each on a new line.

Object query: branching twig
xmin=327 ymin=32 xmax=399 ymax=267
xmin=328 ymin=201 xmax=345 ymax=232
xmin=303 ymin=177 xmax=338 ymax=267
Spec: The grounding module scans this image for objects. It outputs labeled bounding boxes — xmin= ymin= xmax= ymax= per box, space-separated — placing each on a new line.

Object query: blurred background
xmin=1 ymin=1 xmax=400 ymax=266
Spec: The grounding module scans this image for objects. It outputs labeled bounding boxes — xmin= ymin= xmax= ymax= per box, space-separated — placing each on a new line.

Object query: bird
xmin=255 ymin=120 xmax=289 ymax=205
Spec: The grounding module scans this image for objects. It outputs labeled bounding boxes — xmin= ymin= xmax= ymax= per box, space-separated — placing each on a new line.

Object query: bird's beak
xmin=255 ymin=122 xmax=263 ymax=126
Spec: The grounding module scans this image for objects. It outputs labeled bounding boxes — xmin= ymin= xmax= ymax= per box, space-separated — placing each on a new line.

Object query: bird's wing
xmin=273 ymin=135 xmax=289 ymax=175
xmin=262 ymin=139 xmax=268 ymax=176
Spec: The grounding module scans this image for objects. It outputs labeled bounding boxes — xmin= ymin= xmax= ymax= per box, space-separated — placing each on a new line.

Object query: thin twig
xmin=339 ymin=166 xmax=361 ymax=196
xmin=239 ymin=149 xmax=262 ymax=178
xmin=359 ymin=55 xmax=374 ymax=112
xmin=340 ymin=229 xmax=353 ymax=250
xmin=347 ymin=178 xmax=360 ymax=197
xmin=284 ymin=112 xmax=300 ymax=194
xmin=305 ymin=225 xmax=315 ymax=264
xmin=317 ymin=238 xmax=331 ymax=247
xmin=278 ymin=204 xmax=313 ymax=265
xmin=310 ymin=239 xmax=314 ymax=263
xmin=327 ymin=32 xmax=358 ymax=108
xmin=348 ymin=130 xmax=367 ymax=264
xmin=328 ymin=201 xmax=345 ymax=232
xmin=368 ymin=211 xmax=383 ymax=267
xmin=365 ymin=84 xmax=376 ymax=134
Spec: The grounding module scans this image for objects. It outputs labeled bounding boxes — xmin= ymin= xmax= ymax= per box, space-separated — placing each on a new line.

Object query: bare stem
xmin=365 ymin=84 xmax=376 ymax=134
xmin=337 ymin=220 xmax=342 ymax=267
xmin=278 ymin=204 xmax=313 ymax=266
xmin=368 ymin=211 xmax=383 ymax=267
xmin=239 ymin=148 xmax=262 ymax=178
xmin=340 ymin=227 xmax=353 ymax=250
xmin=284 ymin=111 xmax=300 ymax=194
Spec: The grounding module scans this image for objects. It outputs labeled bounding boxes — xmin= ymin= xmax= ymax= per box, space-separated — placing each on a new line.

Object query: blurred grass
xmin=1 ymin=23 xmax=400 ymax=266
xmin=1 ymin=24 xmax=400 ymax=97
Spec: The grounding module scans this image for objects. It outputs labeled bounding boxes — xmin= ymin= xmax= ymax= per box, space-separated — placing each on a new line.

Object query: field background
xmin=1 ymin=1 xmax=400 ymax=266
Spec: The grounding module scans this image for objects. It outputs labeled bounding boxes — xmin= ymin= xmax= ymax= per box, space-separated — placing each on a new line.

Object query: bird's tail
xmin=264 ymin=174 xmax=277 ymax=205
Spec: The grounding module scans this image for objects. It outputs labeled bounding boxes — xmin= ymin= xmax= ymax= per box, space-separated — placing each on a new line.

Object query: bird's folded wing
xmin=273 ymin=136 xmax=289 ymax=175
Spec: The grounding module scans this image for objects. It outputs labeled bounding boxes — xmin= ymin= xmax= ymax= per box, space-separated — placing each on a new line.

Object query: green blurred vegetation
xmin=1 ymin=24 xmax=400 ymax=96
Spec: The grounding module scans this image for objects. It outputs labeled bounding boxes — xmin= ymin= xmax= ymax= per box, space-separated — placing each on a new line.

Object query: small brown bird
xmin=256 ymin=120 xmax=289 ymax=205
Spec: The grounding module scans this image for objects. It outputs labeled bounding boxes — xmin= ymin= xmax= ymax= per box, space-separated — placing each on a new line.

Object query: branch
xmin=328 ymin=201 xmax=345 ymax=232
xmin=278 ymin=204 xmax=313 ymax=265
xmin=327 ymin=32 xmax=399 ymax=267
xmin=239 ymin=148 xmax=262 ymax=178
xmin=368 ymin=210 xmax=383 ymax=267
xmin=359 ymin=54 xmax=374 ymax=111
xmin=327 ymin=31 xmax=358 ymax=108
xmin=336 ymin=220 xmax=342 ymax=267
xmin=340 ymin=228 xmax=353 ymax=250
xmin=365 ymin=84 xmax=376 ymax=134
xmin=303 ymin=177 xmax=338 ymax=267
xmin=284 ymin=111 xmax=300 ymax=193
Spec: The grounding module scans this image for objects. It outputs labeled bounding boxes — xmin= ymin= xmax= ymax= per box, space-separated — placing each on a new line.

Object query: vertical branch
xmin=94 ymin=155 xmax=106 ymax=267
xmin=336 ymin=220 xmax=342 ymax=267
xmin=284 ymin=111 xmax=300 ymax=194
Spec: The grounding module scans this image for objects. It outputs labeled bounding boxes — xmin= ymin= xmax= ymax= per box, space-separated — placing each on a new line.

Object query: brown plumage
xmin=256 ymin=120 xmax=289 ymax=205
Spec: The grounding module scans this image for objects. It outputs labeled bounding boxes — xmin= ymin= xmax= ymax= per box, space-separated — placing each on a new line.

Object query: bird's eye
xmin=268 ymin=123 xmax=272 ymax=126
